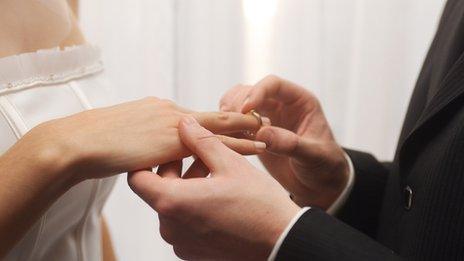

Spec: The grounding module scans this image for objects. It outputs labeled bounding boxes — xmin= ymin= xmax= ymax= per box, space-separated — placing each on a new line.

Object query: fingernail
xmin=183 ymin=115 xmax=197 ymax=125
xmin=262 ymin=117 xmax=271 ymax=126
xmin=254 ymin=141 xmax=267 ymax=150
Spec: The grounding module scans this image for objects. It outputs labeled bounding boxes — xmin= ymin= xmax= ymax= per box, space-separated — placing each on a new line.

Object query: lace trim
xmin=0 ymin=44 xmax=103 ymax=94
xmin=0 ymin=61 xmax=103 ymax=95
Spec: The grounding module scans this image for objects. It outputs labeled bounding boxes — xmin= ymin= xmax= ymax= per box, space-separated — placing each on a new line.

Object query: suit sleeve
xmin=337 ymin=149 xmax=390 ymax=238
xmin=275 ymin=149 xmax=394 ymax=260
xmin=275 ymin=208 xmax=402 ymax=261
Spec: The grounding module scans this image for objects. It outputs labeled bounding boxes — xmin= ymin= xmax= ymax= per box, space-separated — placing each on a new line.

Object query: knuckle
xmin=216 ymin=135 xmax=227 ymax=143
xmin=159 ymin=224 xmax=175 ymax=244
xmin=143 ymin=96 xmax=160 ymax=103
xmin=173 ymin=246 xmax=190 ymax=260
xmin=155 ymin=197 xmax=178 ymax=217
xmin=219 ymin=97 xmax=227 ymax=106
xmin=160 ymin=99 xmax=176 ymax=108
xmin=197 ymin=135 xmax=221 ymax=148
xmin=263 ymin=74 xmax=281 ymax=84
xmin=219 ymin=94 xmax=232 ymax=107
xmin=216 ymin=111 xmax=230 ymax=121
xmin=126 ymin=176 xmax=138 ymax=191
xmin=144 ymin=194 xmax=161 ymax=209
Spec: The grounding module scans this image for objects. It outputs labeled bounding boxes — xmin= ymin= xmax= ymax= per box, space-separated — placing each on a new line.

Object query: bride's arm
xmin=0 ymin=98 xmax=263 ymax=258
xmin=0 ymin=131 xmax=75 ymax=258
xmin=102 ymin=217 xmax=117 ymax=261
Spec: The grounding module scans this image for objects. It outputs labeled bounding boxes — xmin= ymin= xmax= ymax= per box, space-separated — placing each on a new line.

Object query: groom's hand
xmin=128 ymin=116 xmax=300 ymax=261
xmin=220 ymin=75 xmax=350 ymax=209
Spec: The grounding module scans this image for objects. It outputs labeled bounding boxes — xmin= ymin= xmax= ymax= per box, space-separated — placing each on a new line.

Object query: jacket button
xmin=404 ymin=186 xmax=413 ymax=210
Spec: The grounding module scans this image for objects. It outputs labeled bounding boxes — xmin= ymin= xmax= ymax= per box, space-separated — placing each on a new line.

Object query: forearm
xmin=0 ymin=136 xmax=74 ymax=258
xmin=101 ymin=217 xmax=117 ymax=261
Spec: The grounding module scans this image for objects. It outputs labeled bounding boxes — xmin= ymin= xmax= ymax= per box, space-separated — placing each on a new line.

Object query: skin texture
xmin=0 ymin=0 xmax=85 ymax=58
xmin=220 ymin=75 xmax=350 ymax=209
xmin=128 ymin=116 xmax=301 ymax=261
xmin=102 ymin=218 xmax=117 ymax=261
xmin=0 ymin=0 xmax=110 ymax=258
xmin=0 ymin=97 xmax=264 ymax=258
xmin=69 ymin=0 xmax=79 ymax=17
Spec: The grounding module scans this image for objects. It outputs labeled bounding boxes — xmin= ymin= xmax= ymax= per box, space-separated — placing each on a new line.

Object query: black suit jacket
xmin=277 ymin=0 xmax=464 ymax=260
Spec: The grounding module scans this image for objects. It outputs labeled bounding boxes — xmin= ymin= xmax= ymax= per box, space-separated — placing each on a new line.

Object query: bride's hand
xmin=16 ymin=97 xmax=264 ymax=184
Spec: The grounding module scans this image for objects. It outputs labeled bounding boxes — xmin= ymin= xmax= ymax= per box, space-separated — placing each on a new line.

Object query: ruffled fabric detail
xmin=0 ymin=45 xmax=103 ymax=94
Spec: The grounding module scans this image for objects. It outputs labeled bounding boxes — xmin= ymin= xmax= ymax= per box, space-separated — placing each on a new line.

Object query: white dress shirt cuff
xmin=267 ymin=207 xmax=311 ymax=261
xmin=267 ymin=152 xmax=355 ymax=260
xmin=326 ymin=152 xmax=355 ymax=215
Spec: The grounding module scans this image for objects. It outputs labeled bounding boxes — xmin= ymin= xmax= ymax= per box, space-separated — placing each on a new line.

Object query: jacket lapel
xmin=399 ymin=52 xmax=464 ymax=167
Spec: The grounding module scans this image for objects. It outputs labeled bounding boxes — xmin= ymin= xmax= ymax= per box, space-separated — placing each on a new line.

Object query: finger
xmin=182 ymin=159 xmax=209 ymax=179
xmin=127 ymin=170 xmax=165 ymax=206
xmin=255 ymin=126 xmax=300 ymax=156
xmin=218 ymin=135 xmax=266 ymax=155
xmin=173 ymin=245 xmax=209 ymax=261
xmin=157 ymin=160 xmax=183 ymax=179
xmin=194 ymin=111 xmax=261 ymax=135
xmin=219 ymin=115 xmax=270 ymax=139
xmin=219 ymin=84 xmax=252 ymax=112
xmin=242 ymin=75 xmax=312 ymax=113
xmin=255 ymin=126 xmax=320 ymax=162
xmin=179 ymin=116 xmax=236 ymax=172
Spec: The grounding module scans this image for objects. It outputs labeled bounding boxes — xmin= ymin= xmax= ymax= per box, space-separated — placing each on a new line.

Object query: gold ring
xmin=248 ymin=110 xmax=263 ymax=126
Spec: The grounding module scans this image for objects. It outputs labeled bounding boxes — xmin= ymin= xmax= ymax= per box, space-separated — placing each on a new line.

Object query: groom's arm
xmin=128 ymin=117 xmax=400 ymax=261
xmin=272 ymin=149 xmax=394 ymax=260
xmin=337 ymin=149 xmax=390 ymax=238
xmin=276 ymin=208 xmax=401 ymax=261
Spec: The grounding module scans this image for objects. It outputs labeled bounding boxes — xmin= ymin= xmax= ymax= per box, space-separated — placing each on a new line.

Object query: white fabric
xmin=79 ymin=1 xmax=447 ymax=260
xmin=0 ymin=45 xmax=118 ymax=261
xmin=267 ymin=207 xmax=311 ymax=261
xmin=326 ymin=153 xmax=355 ymax=215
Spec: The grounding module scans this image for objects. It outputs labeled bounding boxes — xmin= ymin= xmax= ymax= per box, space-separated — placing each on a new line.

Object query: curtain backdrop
xmin=80 ymin=0 xmax=445 ymax=260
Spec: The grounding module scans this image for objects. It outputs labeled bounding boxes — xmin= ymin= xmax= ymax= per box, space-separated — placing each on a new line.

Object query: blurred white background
xmin=79 ymin=0 xmax=445 ymax=260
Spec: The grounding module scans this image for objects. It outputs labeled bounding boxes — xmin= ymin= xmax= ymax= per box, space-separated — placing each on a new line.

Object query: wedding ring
xmin=248 ymin=110 xmax=263 ymax=127
xmin=243 ymin=110 xmax=263 ymax=138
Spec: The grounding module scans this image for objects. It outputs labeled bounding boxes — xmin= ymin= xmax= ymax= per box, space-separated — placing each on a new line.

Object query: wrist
xmin=264 ymin=201 xmax=301 ymax=258
xmin=21 ymin=125 xmax=81 ymax=188
xmin=291 ymin=146 xmax=350 ymax=209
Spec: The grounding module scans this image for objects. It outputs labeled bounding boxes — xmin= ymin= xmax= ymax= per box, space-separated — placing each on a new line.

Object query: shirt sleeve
xmin=326 ymin=152 xmax=355 ymax=215
xmin=267 ymin=152 xmax=355 ymax=261
xmin=267 ymin=207 xmax=312 ymax=261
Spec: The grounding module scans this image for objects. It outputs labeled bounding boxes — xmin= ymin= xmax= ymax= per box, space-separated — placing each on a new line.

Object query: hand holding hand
xmin=0 ymin=97 xmax=265 ymax=257
xmin=18 ymin=97 xmax=264 ymax=184
xmin=128 ymin=116 xmax=300 ymax=261
xmin=220 ymin=75 xmax=350 ymax=209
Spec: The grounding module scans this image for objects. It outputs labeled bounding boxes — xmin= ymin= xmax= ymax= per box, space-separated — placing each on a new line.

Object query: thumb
xmin=256 ymin=126 xmax=319 ymax=163
xmin=127 ymin=170 xmax=165 ymax=207
xmin=179 ymin=116 xmax=236 ymax=173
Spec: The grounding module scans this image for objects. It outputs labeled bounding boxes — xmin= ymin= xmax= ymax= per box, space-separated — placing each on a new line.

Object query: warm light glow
xmin=243 ymin=0 xmax=278 ymax=25
xmin=242 ymin=0 xmax=278 ymax=83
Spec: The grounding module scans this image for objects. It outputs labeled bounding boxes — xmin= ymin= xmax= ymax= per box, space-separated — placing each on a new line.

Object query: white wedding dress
xmin=0 ymin=45 xmax=118 ymax=261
